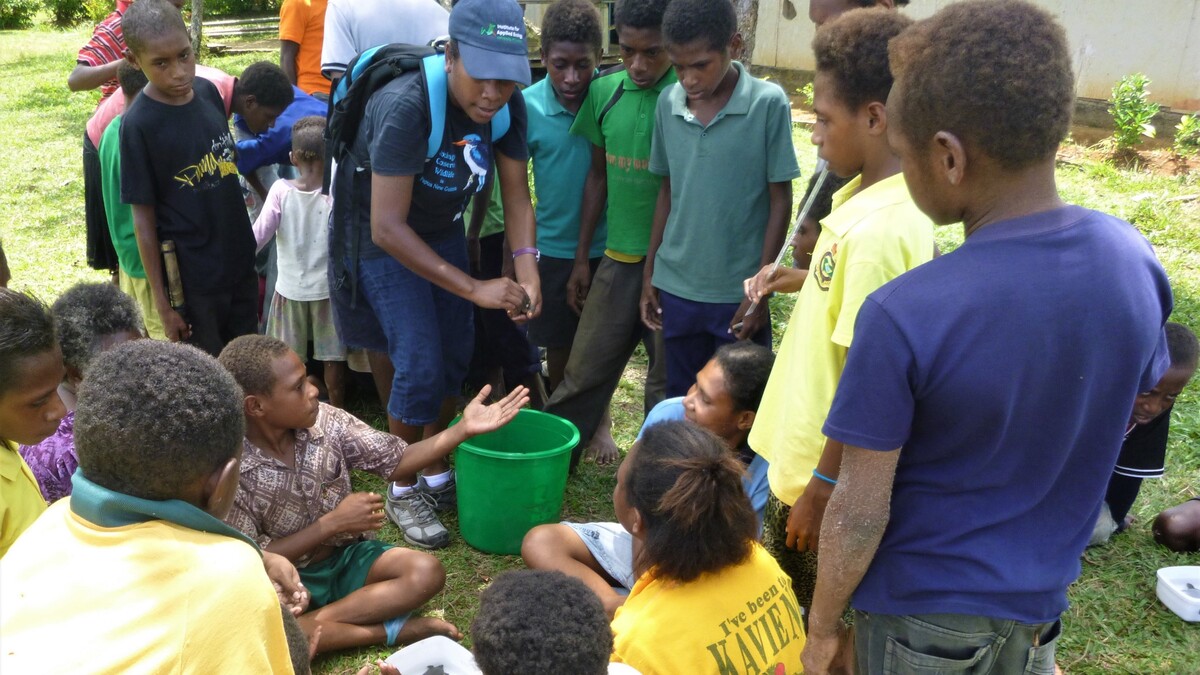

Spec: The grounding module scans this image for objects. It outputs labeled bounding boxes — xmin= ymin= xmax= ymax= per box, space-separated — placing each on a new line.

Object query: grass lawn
xmin=3 ymin=25 xmax=1200 ymax=675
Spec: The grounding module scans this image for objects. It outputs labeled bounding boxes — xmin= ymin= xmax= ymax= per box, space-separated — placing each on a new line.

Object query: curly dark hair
xmin=218 ymin=334 xmax=293 ymax=397
xmin=542 ymin=0 xmax=603 ymax=53
xmin=117 ymin=61 xmax=148 ymax=97
xmin=813 ymin=7 xmax=911 ymax=110
xmin=712 ymin=341 xmax=774 ymax=412
xmin=888 ymin=0 xmax=1074 ymax=170
xmin=122 ymin=0 xmax=187 ymax=57
xmin=472 ymin=570 xmax=612 ymax=675
xmin=290 ymin=115 xmax=326 ymax=162
xmin=1167 ymin=322 xmax=1199 ymax=371
xmin=51 ymin=283 xmax=143 ymax=378
xmin=237 ymin=62 xmax=295 ymax=110
xmin=75 ymin=341 xmax=245 ymax=501
xmin=627 ymin=421 xmax=755 ymax=583
xmin=0 ymin=289 xmax=56 ymax=398
xmin=662 ymin=0 xmax=735 ymax=51
xmin=614 ymin=0 xmax=670 ymax=30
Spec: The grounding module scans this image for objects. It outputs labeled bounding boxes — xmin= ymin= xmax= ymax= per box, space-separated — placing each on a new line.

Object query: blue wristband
xmin=812 ymin=469 xmax=838 ymax=485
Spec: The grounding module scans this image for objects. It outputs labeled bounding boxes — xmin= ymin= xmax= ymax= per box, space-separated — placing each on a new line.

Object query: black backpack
xmin=323 ymin=43 xmax=511 ymax=192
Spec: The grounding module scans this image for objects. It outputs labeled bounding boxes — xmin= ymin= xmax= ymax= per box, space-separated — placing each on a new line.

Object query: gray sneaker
xmin=385 ymin=489 xmax=450 ymax=549
xmin=419 ymin=472 xmax=457 ymax=513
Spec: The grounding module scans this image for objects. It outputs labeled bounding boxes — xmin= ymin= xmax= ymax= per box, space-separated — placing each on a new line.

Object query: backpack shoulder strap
xmin=421 ymin=53 xmax=448 ymax=160
xmin=491 ymin=104 xmax=510 ymax=141
xmin=596 ymin=84 xmax=625 ymax=128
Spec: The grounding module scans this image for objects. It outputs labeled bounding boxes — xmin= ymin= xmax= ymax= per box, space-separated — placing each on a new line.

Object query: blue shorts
xmin=658 ymin=290 xmax=771 ymax=398
xmin=331 ymin=232 xmax=473 ymax=425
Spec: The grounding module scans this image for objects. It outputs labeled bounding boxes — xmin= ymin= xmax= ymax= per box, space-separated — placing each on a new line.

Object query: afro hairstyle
xmin=711 ymin=341 xmax=775 ymax=412
xmin=51 ymin=282 xmax=144 ymax=378
xmin=218 ymin=334 xmax=294 ymax=397
xmin=812 ymin=7 xmax=912 ymax=111
xmin=541 ymin=0 xmax=604 ymax=53
xmin=117 ymin=60 xmax=149 ymax=97
xmin=122 ymin=0 xmax=188 ymax=57
xmin=887 ymin=0 xmax=1075 ymax=170
xmin=0 ymin=288 xmax=56 ymax=398
xmin=662 ymin=0 xmax=736 ymax=51
xmin=290 ymin=115 xmax=326 ymax=162
xmin=1167 ymin=322 xmax=1199 ymax=371
xmin=614 ymin=0 xmax=670 ymax=31
xmin=471 ymin=570 xmax=612 ymax=675
xmin=75 ymin=340 xmax=245 ymax=502
xmin=237 ymin=61 xmax=295 ymax=110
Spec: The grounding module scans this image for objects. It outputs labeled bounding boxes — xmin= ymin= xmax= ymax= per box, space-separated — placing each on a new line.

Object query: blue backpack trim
xmin=421 ymin=53 xmax=510 ymax=159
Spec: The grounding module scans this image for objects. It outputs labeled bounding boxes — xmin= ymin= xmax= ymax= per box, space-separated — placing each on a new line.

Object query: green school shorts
xmin=299 ymin=539 xmax=393 ymax=609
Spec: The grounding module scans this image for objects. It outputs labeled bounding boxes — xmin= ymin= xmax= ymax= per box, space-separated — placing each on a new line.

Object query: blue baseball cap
xmin=449 ymin=0 xmax=531 ymax=85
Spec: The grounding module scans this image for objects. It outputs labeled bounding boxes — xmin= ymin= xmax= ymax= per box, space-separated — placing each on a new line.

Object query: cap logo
xmin=479 ymin=22 xmax=524 ymax=42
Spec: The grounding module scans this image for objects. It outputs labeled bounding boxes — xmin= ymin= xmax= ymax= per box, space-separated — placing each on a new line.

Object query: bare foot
xmin=395 ymin=616 xmax=463 ymax=645
xmin=356 ymin=660 xmax=400 ymax=675
xmin=583 ymin=428 xmax=620 ymax=466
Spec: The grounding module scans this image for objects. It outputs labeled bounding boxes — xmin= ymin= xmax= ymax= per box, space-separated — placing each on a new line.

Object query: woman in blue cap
xmin=329 ymin=0 xmax=539 ymax=550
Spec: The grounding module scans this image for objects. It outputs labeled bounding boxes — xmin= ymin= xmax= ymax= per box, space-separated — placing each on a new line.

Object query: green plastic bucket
xmin=453 ymin=409 xmax=579 ymax=555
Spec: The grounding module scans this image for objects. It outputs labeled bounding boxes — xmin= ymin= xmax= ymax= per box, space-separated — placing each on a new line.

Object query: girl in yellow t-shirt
xmin=611 ymin=421 xmax=806 ymax=674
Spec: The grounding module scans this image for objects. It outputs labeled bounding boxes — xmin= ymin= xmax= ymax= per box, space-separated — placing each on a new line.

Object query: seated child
xmin=19 ymin=283 xmax=144 ymax=503
xmin=0 ymin=340 xmax=294 ymax=671
xmin=0 ymin=289 xmax=64 ymax=557
xmin=1091 ymin=322 xmax=1199 ymax=545
xmin=609 ymin=421 xmax=804 ymax=674
xmin=357 ymin=570 xmax=639 ymax=675
xmin=522 ymin=341 xmax=775 ymax=617
xmin=1154 ymin=498 xmax=1200 ymax=552
xmin=252 ymin=116 xmax=348 ymax=408
xmin=217 ymin=334 xmax=529 ymax=654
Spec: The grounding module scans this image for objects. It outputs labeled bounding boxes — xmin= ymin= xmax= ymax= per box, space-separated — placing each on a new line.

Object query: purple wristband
xmin=512 ymin=247 xmax=540 ymax=261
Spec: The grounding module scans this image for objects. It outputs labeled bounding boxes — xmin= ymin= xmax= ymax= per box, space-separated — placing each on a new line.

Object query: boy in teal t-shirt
xmin=97 ymin=63 xmax=164 ymax=340
xmin=642 ymin=0 xmax=800 ymax=398
xmin=543 ymin=0 xmax=676 ymax=469
xmin=525 ymin=0 xmax=609 ymax=394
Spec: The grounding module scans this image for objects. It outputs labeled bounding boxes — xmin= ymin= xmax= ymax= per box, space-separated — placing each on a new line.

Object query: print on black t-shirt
xmin=424 ymin=130 xmax=492 ymax=222
xmin=174 ymin=131 xmax=239 ymax=190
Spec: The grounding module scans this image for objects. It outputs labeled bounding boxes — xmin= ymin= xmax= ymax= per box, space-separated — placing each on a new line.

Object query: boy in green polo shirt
xmin=543 ymin=0 xmax=675 ymax=469
xmin=742 ymin=8 xmax=934 ymax=609
xmin=641 ymin=0 xmax=800 ymax=398
xmin=98 ymin=63 xmax=163 ymax=340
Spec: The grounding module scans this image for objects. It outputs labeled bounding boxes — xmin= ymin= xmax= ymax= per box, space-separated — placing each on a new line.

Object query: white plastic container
xmin=1156 ymin=566 xmax=1200 ymax=622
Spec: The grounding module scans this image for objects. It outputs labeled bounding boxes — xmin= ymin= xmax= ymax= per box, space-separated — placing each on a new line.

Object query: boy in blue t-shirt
xmin=525 ymin=0 xmax=608 ymax=391
xmin=801 ymin=2 xmax=1173 ymax=672
xmin=641 ymin=0 xmax=800 ymax=397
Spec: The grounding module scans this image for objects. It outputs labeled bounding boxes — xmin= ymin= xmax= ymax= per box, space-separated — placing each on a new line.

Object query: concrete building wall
xmin=752 ymin=0 xmax=1200 ymax=112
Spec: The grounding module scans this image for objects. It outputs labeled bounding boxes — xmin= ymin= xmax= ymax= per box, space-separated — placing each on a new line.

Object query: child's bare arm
xmin=280 ymin=41 xmax=300 ymax=86
xmin=385 ymin=385 xmax=529 ymax=482
xmin=264 ymin=492 xmax=386 ymax=562
xmin=639 ymin=177 xmax=671 ymax=331
xmin=131 ymin=204 xmax=190 ymax=341
xmin=566 ymin=145 xmax=608 ymax=314
xmin=67 ymin=60 xmax=121 ymax=92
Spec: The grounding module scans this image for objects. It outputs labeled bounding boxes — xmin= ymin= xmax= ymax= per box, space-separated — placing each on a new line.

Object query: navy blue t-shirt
xmin=333 ymin=70 xmax=528 ymax=259
xmin=824 ymin=205 xmax=1172 ymax=623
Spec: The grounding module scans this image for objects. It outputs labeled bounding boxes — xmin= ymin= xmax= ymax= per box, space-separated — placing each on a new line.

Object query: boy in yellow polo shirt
xmin=0 ymin=340 xmax=295 ymax=673
xmin=0 ymin=289 xmax=63 ymax=558
xmin=743 ymin=8 xmax=934 ymax=608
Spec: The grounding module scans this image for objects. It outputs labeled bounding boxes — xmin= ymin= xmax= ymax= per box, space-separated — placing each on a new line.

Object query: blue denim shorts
xmin=330 ymin=232 xmax=473 ymax=425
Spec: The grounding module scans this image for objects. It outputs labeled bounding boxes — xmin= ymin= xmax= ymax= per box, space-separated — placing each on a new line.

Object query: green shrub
xmin=1176 ymin=114 xmax=1200 ymax=157
xmin=800 ymin=81 xmax=814 ymax=108
xmin=1108 ymin=73 xmax=1159 ymax=151
xmin=45 ymin=0 xmax=89 ymax=27
xmin=83 ymin=0 xmax=111 ymax=22
xmin=205 ymin=0 xmax=279 ymax=17
xmin=0 ymin=0 xmax=38 ymax=28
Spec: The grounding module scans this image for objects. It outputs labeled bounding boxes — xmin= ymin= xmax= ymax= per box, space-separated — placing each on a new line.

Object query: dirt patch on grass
xmin=1057 ymin=142 xmax=1196 ymax=178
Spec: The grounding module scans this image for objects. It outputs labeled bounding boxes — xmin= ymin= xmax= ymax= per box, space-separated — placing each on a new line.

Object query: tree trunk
xmin=190 ymin=0 xmax=204 ymax=56
xmin=733 ymin=0 xmax=759 ymax=66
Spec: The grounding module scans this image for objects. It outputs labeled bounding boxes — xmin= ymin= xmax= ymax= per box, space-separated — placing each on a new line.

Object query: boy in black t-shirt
xmin=120 ymin=0 xmax=258 ymax=357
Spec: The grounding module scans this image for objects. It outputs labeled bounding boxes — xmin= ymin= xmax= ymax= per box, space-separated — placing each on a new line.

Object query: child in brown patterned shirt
xmin=218 ymin=334 xmax=529 ymax=655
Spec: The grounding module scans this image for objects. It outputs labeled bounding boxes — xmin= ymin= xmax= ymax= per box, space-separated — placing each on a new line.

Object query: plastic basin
xmin=453 ymin=409 xmax=579 ymax=555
